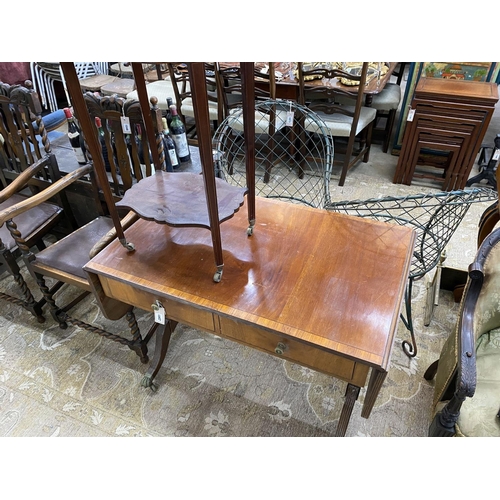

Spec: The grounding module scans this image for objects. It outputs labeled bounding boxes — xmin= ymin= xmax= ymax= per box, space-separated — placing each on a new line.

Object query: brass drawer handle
xmin=275 ymin=342 xmax=287 ymax=355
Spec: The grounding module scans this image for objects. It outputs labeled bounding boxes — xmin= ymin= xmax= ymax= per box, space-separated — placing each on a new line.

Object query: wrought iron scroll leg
xmin=401 ymin=278 xmax=418 ymax=358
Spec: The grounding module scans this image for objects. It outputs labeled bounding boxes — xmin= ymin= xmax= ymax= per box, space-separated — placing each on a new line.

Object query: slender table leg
xmin=335 ymin=384 xmax=360 ymax=437
xmin=361 ymin=368 xmax=387 ymax=418
xmin=140 ymin=319 xmax=178 ymax=392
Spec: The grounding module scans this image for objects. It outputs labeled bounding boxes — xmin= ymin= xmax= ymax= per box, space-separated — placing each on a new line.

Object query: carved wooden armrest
xmin=0 ymin=164 xmax=93 ymax=226
xmin=0 ymin=156 xmax=52 ymax=204
xmin=477 ymin=200 xmax=499 ymax=247
xmin=89 ymin=210 xmax=139 ymax=259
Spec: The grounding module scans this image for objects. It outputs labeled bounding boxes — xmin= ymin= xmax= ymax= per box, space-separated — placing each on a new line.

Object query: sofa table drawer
xmin=99 ymin=276 xmax=216 ymax=332
xmin=216 ymin=316 xmax=369 ymax=386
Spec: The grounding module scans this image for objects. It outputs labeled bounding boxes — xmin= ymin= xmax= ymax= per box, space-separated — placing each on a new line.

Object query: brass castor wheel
xmin=213 ymin=268 xmax=223 ymax=283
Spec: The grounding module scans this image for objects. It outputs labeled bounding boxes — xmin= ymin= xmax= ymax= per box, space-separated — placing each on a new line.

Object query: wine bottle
xmin=64 ymin=108 xmax=87 ymax=165
xmin=165 ymin=97 xmax=173 ymax=128
xmin=94 ymin=116 xmax=111 ymax=172
xmin=169 ymin=104 xmax=190 ymax=163
xmin=162 ymin=117 xmax=179 ymax=172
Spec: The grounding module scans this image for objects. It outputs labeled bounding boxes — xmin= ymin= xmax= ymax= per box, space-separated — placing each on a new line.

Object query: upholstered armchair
xmin=425 ymin=226 xmax=500 ymax=436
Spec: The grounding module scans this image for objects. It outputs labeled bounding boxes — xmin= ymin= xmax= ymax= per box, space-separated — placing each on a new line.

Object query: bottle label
xmin=67 ymin=131 xmax=79 ymax=140
xmin=73 ymin=147 xmax=86 ymax=164
xmin=168 ymin=148 xmax=179 ymax=166
xmin=172 ymin=133 xmax=189 ymax=158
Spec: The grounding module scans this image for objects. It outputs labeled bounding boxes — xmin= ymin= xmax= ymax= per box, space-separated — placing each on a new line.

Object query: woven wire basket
xmin=212 ymin=99 xmax=333 ymax=208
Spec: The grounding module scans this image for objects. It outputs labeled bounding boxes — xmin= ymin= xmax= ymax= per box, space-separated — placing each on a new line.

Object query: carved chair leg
xmin=428 ymin=407 xmax=457 ymax=437
xmin=0 ymin=245 xmax=45 ymax=323
xmin=126 ymin=310 xmax=149 ymax=363
xmin=34 ymin=272 xmax=67 ymax=328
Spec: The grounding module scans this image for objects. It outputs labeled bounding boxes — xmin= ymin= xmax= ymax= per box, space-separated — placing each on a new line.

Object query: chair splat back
xmin=0 ymin=80 xmax=50 ymax=176
xmin=297 ymin=62 xmax=376 ymax=186
xmin=167 ymin=62 xmax=220 ymax=126
xmin=217 ymin=63 xmax=277 ymax=120
xmin=80 ymin=92 xmax=166 ymax=198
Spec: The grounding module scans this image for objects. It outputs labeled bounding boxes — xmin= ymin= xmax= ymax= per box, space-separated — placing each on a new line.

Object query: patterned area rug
xmin=0 ymin=164 xmax=495 ymax=437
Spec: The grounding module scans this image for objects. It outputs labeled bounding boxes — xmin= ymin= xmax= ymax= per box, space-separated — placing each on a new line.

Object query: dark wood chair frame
xmin=216 ymin=63 xmax=290 ymax=184
xmin=424 ymin=226 xmax=500 ymax=436
xmin=0 ymin=88 xmax=168 ymax=365
xmin=167 ymin=62 xmax=221 ymax=144
xmin=297 ymin=62 xmax=375 ymax=186
xmin=0 ymin=80 xmax=79 ymax=321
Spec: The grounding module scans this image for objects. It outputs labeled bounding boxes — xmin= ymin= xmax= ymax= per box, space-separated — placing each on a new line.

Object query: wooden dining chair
xmin=0 ymin=91 xmax=167 ymax=363
xmin=0 ymin=80 xmax=79 ymax=322
xmin=368 ymin=62 xmax=406 ymax=153
xmin=167 ymin=62 xmax=221 ymax=143
xmin=297 ymin=62 xmax=377 ymax=186
xmin=217 ymin=63 xmax=292 ymax=183
xmin=370 ymin=82 xmax=402 ymax=153
xmin=217 ymin=63 xmax=279 ymax=117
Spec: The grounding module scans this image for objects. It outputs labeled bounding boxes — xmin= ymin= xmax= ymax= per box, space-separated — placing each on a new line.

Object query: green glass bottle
xmin=169 ymin=104 xmax=190 ymax=163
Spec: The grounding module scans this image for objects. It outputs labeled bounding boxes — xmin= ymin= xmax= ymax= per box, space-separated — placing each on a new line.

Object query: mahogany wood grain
xmin=85 ymin=196 xmax=415 ymax=435
xmin=271 ymin=62 xmax=397 ymax=102
xmin=414 ymin=78 xmax=498 ymax=105
xmin=116 ymin=171 xmax=247 ymax=228
xmin=394 ymin=78 xmax=499 ymax=190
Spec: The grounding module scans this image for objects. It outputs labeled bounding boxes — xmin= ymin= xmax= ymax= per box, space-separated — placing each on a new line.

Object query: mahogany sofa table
xmin=84 ymin=197 xmax=415 ymax=436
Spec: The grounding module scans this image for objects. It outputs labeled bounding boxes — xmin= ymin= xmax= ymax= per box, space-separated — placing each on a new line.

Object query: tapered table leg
xmin=361 ymin=368 xmax=387 ymax=418
xmin=335 ymin=383 xmax=360 ymax=437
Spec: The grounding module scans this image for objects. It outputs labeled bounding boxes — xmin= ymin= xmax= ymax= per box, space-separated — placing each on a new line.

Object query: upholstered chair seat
xmin=126 ymin=79 xmax=180 ymax=110
xmin=370 ymin=82 xmax=401 ymax=111
xmin=306 ymin=105 xmax=377 ymax=137
xmin=0 ymin=194 xmax=61 ymax=252
xmin=32 ymin=216 xmax=114 ymax=280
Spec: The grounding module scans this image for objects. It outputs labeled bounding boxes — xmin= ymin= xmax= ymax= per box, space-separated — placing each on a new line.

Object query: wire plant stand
xmin=326 ymin=186 xmax=497 ymax=358
xmin=212 ymin=99 xmax=333 ymax=209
